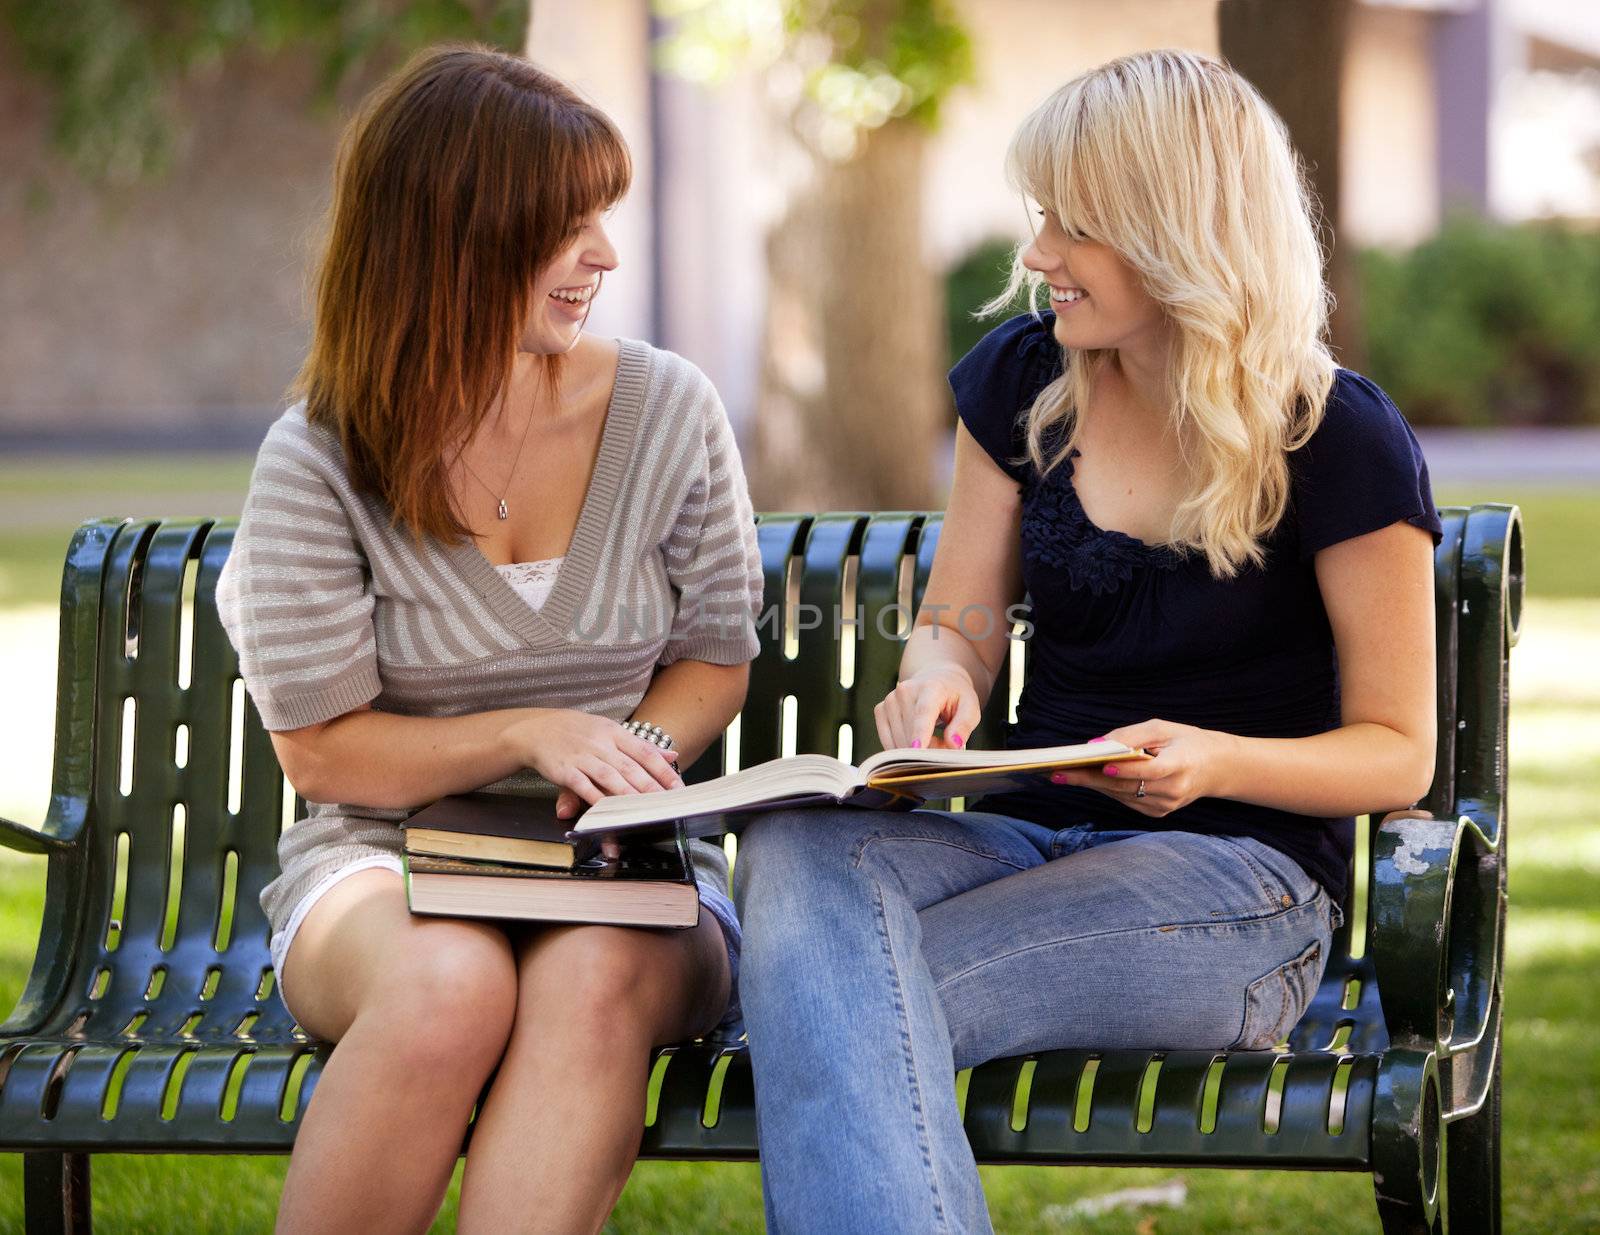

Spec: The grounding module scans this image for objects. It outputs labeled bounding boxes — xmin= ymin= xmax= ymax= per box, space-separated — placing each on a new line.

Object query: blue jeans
xmin=731 ymin=806 xmax=1343 ymax=1235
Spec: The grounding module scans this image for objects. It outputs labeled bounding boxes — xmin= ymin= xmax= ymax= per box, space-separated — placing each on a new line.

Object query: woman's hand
xmin=502 ymin=709 xmax=683 ymax=823
xmin=874 ymin=664 xmax=983 ymax=751
xmin=1048 ymin=719 xmax=1240 ymax=817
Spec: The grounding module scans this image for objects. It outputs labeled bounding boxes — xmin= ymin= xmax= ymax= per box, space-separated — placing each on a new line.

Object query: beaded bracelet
xmin=621 ymin=719 xmax=675 ymax=751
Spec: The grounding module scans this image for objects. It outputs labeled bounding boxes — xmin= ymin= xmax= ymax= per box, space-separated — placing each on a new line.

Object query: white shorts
xmin=267 ymin=855 xmax=744 ymax=1041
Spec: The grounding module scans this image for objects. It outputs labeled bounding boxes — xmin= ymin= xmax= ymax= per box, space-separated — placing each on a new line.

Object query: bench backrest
xmin=13 ymin=505 xmax=1521 ymax=1052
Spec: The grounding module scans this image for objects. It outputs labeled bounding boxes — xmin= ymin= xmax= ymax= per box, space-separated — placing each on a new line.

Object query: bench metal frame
xmin=0 ymin=506 xmax=1521 ymax=1234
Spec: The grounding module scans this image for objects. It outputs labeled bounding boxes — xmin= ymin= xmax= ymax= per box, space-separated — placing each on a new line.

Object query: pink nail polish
xmin=951 ymin=733 xmax=965 ymax=748
xmin=1104 ymin=765 xmax=1120 ymax=776
xmin=1090 ymin=735 xmax=1109 ymax=742
xmin=911 ymin=739 xmax=922 ymax=749
xmin=1051 ymin=772 xmax=1068 ymax=784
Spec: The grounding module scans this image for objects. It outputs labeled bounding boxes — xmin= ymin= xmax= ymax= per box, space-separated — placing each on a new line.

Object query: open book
xmin=570 ymin=740 xmax=1148 ymax=840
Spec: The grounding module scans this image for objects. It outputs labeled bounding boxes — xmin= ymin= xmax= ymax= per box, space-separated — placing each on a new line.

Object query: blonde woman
xmin=215 ymin=46 xmax=761 ymax=1234
xmin=732 ymin=50 xmax=1442 ymax=1233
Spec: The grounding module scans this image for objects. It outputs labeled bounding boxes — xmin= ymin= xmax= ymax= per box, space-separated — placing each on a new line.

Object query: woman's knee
xmin=514 ymin=924 xmax=691 ymax=1046
xmin=733 ymin=807 xmax=870 ymax=904
xmin=359 ymin=926 xmax=520 ymax=1072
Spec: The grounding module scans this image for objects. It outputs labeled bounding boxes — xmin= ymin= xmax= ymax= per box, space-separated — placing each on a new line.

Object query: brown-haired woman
xmin=215 ymin=45 xmax=764 ymax=1234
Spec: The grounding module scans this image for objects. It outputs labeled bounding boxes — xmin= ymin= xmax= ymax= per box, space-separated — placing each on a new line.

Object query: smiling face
xmin=518 ymin=211 xmax=620 ymax=354
xmin=1022 ymin=209 xmax=1166 ymax=355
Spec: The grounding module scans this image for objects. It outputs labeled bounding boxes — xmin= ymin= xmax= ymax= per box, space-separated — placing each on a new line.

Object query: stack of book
xmin=401 ymin=792 xmax=700 ymax=928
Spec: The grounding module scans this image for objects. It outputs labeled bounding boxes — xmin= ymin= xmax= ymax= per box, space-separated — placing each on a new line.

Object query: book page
xmin=858 ymin=739 xmax=1141 ymax=782
xmin=571 ymin=753 xmax=860 ymax=834
xmin=863 ymin=748 xmax=1151 ymax=799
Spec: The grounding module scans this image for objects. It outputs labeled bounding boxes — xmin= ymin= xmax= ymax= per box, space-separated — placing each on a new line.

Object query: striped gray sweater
xmin=216 ymin=338 xmax=764 ymax=934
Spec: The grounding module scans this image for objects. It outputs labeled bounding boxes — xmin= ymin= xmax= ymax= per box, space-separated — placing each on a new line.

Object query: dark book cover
xmin=403 ymin=791 xmax=599 ymax=867
xmin=406 ymin=830 xmax=693 ymax=885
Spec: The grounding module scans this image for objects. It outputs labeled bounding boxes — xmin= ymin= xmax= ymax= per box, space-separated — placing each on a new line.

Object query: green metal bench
xmin=0 ymin=505 xmax=1520 ymax=1234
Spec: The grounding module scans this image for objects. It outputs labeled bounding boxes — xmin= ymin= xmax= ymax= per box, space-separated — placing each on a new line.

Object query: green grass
xmin=0 ymin=465 xmax=1596 ymax=1231
xmin=0 ymin=453 xmax=253 ymax=608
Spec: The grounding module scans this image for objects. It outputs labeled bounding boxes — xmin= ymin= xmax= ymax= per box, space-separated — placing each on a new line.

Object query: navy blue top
xmin=949 ymin=312 xmax=1444 ymax=904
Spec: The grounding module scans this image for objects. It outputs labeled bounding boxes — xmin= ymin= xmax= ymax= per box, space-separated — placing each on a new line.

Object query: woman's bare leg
xmin=455 ymin=914 xmax=731 ymax=1235
xmin=272 ymin=869 xmax=519 ymax=1235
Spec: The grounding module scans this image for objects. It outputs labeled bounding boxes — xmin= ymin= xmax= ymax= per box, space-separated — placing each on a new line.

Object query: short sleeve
xmin=948 ymin=312 xmax=1064 ymax=482
xmin=215 ymin=413 xmax=382 ymax=730
xmin=656 ymin=378 xmax=764 ymax=668
xmin=1291 ymin=370 xmax=1445 ymax=561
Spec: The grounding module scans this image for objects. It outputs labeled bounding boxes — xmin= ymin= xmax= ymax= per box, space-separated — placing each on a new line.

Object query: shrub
xmin=945 ymin=237 xmax=1029 ymax=368
xmin=1360 ymin=215 xmax=1600 ymax=427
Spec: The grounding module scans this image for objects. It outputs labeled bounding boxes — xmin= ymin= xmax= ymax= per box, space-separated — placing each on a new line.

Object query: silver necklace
xmin=456 ymin=397 xmax=536 ymax=521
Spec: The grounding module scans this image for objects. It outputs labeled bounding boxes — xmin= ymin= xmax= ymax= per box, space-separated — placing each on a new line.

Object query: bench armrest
xmin=1368 ymin=808 xmax=1476 ymax=1047
xmin=0 ymin=812 xmax=89 ymax=1039
xmin=0 ymin=814 xmax=73 ymax=855
xmin=0 ymin=793 xmax=87 ymax=853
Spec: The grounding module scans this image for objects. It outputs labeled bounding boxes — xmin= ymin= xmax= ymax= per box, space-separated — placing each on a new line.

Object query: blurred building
xmin=1344 ymin=0 xmax=1600 ymax=248
xmin=0 ymin=0 xmax=1595 ymax=444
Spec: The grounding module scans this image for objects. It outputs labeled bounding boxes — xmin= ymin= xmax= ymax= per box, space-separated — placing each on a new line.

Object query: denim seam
xmin=852 ymin=832 xmax=1034 ymax=877
xmin=1235 ymin=938 xmax=1322 ymax=1049
xmin=1236 ymin=963 xmax=1291 ymax=1049
xmin=870 ymin=880 xmax=951 ymax=1234
xmin=1209 ymin=834 xmax=1286 ymax=906
xmin=931 ymin=899 xmax=1327 ymax=993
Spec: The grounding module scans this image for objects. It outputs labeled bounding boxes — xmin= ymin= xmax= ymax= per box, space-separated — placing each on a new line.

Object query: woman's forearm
xmin=279 ymin=706 xmax=539 ymax=810
xmin=898 ymin=620 xmax=999 ymax=704
xmin=1211 ymin=721 xmax=1436 ymax=818
xmin=281 ymin=659 xmax=749 ymax=810
xmin=628 ymin=659 xmax=750 ymax=771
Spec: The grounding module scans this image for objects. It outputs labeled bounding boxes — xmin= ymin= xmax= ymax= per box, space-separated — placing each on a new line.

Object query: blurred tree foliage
xmin=656 ymin=0 xmax=972 ymax=158
xmin=1 ymin=0 xmax=526 ymax=184
xmin=1361 ymin=215 xmax=1600 ymax=427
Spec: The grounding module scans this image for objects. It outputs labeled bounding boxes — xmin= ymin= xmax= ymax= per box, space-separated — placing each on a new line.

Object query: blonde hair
xmin=987 ymin=49 xmax=1336 ymax=577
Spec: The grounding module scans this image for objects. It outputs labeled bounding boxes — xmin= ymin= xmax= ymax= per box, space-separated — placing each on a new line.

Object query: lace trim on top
xmin=495 ymin=556 xmax=564 ymax=612
xmin=1021 ymin=450 xmax=1185 ymax=596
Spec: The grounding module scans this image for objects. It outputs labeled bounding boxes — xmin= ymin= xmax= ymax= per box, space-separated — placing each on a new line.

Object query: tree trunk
xmin=1218 ymin=0 xmax=1362 ymax=369
xmin=752 ymin=116 xmax=946 ymax=511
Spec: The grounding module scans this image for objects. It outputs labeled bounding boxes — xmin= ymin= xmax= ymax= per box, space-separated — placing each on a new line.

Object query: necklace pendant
xmin=497 ymin=499 xmax=509 ymax=521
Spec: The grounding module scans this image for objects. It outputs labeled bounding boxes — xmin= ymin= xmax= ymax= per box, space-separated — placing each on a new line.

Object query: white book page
xmin=571 ymin=753 xmax=861 ymax=833
xmin=857 ymin=739 xmax=1139 ymax=781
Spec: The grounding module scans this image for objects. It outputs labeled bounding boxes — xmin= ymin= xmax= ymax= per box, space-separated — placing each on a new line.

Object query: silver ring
xmin=1135 ymin=779 xmax=1147 ymax=799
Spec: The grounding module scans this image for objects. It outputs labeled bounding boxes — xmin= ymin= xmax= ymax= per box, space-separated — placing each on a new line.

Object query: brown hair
xmin=293 ymin=44 xmax=631 ymax=544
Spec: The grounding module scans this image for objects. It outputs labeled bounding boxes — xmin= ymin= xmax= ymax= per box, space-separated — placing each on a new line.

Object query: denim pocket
xmin=1230 ymin=937 xmax=1325 ymax=1050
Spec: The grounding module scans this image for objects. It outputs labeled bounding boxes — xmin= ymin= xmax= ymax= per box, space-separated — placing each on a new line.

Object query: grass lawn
xmin=0 ymin=463 xmax=1594 ymax=1231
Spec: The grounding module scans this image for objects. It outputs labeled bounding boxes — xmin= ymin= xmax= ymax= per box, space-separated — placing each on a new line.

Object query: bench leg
xmin=1373 ymin=1049 xmax=1446 ymax=1234
xmin=1444 ymin=1051 xmax=1503 ymax=1235
xmin=22 ymin=1152 xmax=92 ymax=1235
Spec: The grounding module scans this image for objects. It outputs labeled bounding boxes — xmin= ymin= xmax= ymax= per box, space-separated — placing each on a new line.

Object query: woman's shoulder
xmin=948 ymin=312 xmax=1064 ymax=481
xmin=240 ymin=401 xmax=377 ymax=537
xmin=255 ymin=399 xmax=350 ymax=479
xmin=625 ymin=336 xmax=720 ymax=408
xmin=1289 ymin=368 xmax=1443 ymax=558
xmin=1295 ymin=368 xmax=1428 ymax=477
xmin=949 ymin=312 xmax=1063 ymax=401
xmin=618 ymin=337 xmax=730 ymax=449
